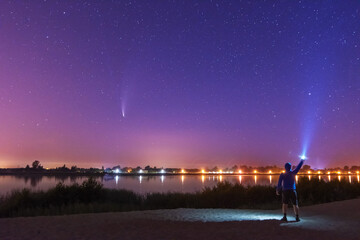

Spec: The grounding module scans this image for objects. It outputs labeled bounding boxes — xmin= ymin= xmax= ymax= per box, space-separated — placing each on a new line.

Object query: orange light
xmin=337 ymin=171 xmax=341 ymax=174
xmin=254 ymin=170 xmax=257 ymax=174
xmin=268 ymin=170 xmax=272 ymax=174
xmin=308 ymin=171 xmax=311 ymax=174
xmin=238 ymin=170 xmax=242 ymax=174
xmin=317 ymin=171 xmax=321 ymax=174
xmin=327 ymin=171 xmax=331 ymax=174
xmin=181 ymin=169 xmax=185 ymax=173
xmin=219 ymin=170 xmax=222 ymax=174
xmin=201 ymin=169 xmax=205 ymax=174
xmin=357 ymin=171 xmax=360 ymax=174
xmin=282 ymin=170 xmax=285 ymax=173
xmin=348 ymin=171 xmax=351 ymax=174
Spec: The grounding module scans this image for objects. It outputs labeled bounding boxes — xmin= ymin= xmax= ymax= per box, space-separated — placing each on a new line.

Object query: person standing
xmin=276 ymin=159 xmax=305 ymax=222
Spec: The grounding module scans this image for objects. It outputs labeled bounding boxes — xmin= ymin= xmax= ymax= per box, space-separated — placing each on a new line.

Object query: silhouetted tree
xmin=231 ymin=165 xmax=238 ymax=171
xmin=240 ymin=165 xmax=249 ymax=172
xmin=112 ymin=165 xmax=121 ymax=170
xmin=350 ymin=166 xmax=359 ymax=171
xmin=32 ymin=160 xmax=42 ymax=169
xmin=211 ymin=166 xmax=219 ymax=172
xmin=302 ymin=165 xmax=311 ymax=171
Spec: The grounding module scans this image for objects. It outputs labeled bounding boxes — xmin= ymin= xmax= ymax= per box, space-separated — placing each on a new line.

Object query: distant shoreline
xmin=0 ymin=172 xmax=357 ymax=176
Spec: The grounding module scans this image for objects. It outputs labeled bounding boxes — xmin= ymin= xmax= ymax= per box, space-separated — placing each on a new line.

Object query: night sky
xmin=0 ymin=1 xmax=359 ymax=168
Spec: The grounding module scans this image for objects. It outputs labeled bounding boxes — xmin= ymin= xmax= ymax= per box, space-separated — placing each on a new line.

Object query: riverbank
xmin=1 ymin=198 xmax=359 ymax=240
xmin=1 ymin=178 xmax=359 ymax=218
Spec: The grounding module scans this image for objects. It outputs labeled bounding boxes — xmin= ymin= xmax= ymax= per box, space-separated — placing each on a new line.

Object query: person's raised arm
xmin=293 ymin=159 xmax=305 ymax=174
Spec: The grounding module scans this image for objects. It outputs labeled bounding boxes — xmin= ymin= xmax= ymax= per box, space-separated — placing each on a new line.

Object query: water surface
xmin=0 ymin=174 xmax=358 ymax=196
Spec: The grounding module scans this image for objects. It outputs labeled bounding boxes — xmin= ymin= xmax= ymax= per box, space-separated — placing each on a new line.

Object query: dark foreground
xmin=1 ymin=198 xmax=359 ymax=240
xmin=2 ymin=177 xmax=360 ymax=218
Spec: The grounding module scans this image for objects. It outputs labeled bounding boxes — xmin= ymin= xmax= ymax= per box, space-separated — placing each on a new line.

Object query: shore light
xmin=357 ymin=171 xmax=359 ymax=174
xmin=139 ymin=169 xmax=143 ymax=174
xmin=337 ymin=171 xmax=341 ymax=174
xmin=201 ymin=169 xmax=205 ymax=174
xmin=348 ymin=171 xmax=351 ymax=174
xmin=238 ymin=170 xmax=242 ymax=174
xmin=254 ymin=170 xmax=257 ymax=174
xmin=219 ymin=170 xmax=222 ymax=174
xmin=181 ymin=169 xmax=185 ymax=174
xmin=160 ymin=169 xmax=165 ymax=174
xmin=282 ymin=170 xmax=285 ymax=173
xmin=317 ymin=171 xmax=321 ymax=174
xmin=268 ymin=170 xmax=272 ymax=174
xmin=327 ymin=171 xmax=331 ymax=174
xmin=308 ymin=171 xmax=311 ymax=174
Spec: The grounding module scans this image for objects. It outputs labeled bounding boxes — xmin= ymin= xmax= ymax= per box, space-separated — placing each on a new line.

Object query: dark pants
xmin=282 ymin=189 xmax=298 ymax=205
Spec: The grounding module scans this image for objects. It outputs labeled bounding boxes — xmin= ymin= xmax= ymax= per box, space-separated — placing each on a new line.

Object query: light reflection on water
xmin=0 ymin=174 xmax=358 ymax=195
xmin=115 ymin=175 xmax=119 ymax=185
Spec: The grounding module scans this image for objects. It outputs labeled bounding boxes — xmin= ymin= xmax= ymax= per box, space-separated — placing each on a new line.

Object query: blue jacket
xmin=277 ymin=160 xmax=304 ymax=191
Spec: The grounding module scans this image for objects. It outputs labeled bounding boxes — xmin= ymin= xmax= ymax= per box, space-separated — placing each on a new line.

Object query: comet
xmin=120 ymin=91 xmax=127 ymax=118
xmin=121 ymin=101 xmax=126 ymax=118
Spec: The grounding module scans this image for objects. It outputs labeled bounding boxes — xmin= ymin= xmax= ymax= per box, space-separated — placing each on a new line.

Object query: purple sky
xmin=0 ymin=1 xmax=359 ymax=168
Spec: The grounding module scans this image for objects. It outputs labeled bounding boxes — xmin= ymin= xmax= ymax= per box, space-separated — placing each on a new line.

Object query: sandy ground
xmin=1 ymin=198 xmax=359 ymax=240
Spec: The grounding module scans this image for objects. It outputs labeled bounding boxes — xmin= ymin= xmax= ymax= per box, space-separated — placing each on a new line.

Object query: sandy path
xmin=1 ymin=198 xmax=359 ymax=240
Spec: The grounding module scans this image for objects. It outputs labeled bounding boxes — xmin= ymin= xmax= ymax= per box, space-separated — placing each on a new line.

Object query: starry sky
xmin=0 ymin=1 xmax=359 ymax=168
